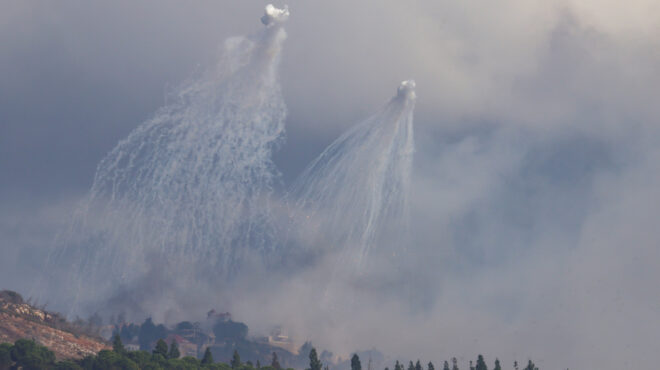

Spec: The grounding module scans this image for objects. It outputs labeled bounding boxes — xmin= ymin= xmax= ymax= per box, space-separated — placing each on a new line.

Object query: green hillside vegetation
xmin=0 ymin=337 xmax=540 ymax=370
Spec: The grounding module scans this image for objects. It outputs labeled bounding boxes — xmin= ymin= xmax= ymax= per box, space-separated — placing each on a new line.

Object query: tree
xmin=394 ymin=360 xmax=402 ymax=370
xmin=112 ymin=334 xmax=125 ymax=354
xmin=309 ymin=348 xmax=322 ymax=370
xmin=153 ymin=339 xmax=168 ymax=358
xmin=451 ymin=357 xmax=459 ymax=370
xmin=523 ymin=360 xmax=537 ymax=370
xmin=213 ymin=321 xmax=248 ymax=342
xmin=257 ymin=360 xmax=261 ymax=369
xmin=475 ymin=355 xmax=487 ymax=370
xmin=469 ymin=360 xmax=474 ymax=370
xmin=443 ymin=361 xmax=449 ymax=370
xmin=351 ymin=354 xmax=362 ymax=370
xmin=202 ymin=347 xmax=214 ymax=365
xmin=415 ymin=360 xmax=422 ymax=370
xmin=408 ymin=361 xmax=415 ymax=370
xmin=493 ymin=359 xmax=501 ymax=370
xmin=169 ymin=341 xmax=181 ymax=359
xmin=231 ymin=350 xmax=242 ymax=369
xmin=0 ymin=343 xmax=12 ymax=370
xmin=94 ymin=350 xmax=138 ymax=370
xmin=428 ymin=362 xmax=435 ymax=370
xmin=54 ymin=360 xmax=83 ymax=369
xmin=10 ymin=339 xmax=56 ymax=370
xmin=272 ymin=352 xmax=281 ymax=370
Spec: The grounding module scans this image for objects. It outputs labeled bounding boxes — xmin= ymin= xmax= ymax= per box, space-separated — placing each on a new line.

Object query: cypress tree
xmin=395 ymin=360 xmax=402 ymax=370
xmin=475 ymin=355 xmax=487 ymax=370
xmin=428 ymin=362 xmax=435 ymax=370
xmin=112 ymin=334 xmax=125 ymax=354
xmin=523 ymin=360 xmax=536 ymax=370
xmin=351 ymin=354 xmax=362 ymax=370
xmin=272 ymin=352 xmax=281 ymax=370
xmin=493 ymin=359 xmax=501 ymax=370
xmin=168 ymin=341 xmax=180 ymax=359
xmin=408 ymin=361 xmax=415 ymax=370
xmin=415 ymin=360 xmax=422 ymax=370
xmin=443 ymin=361 xmax=450 ymax=370
xmin=231 ymin=350 xmax=242 ymax=369
xmin=153 ymin=339 xmax=168 ymax=358
xmin=451 ymin=357 xmax=459 ymax=370
xmin=202 ymin=347 xmax=214 ymax=364
xmin=309 ymin=348 xmax=322 ymax=370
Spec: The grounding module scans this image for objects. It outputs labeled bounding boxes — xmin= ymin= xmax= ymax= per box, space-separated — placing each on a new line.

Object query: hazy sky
xmin=2 ymin=1 xmax=660 ymax=369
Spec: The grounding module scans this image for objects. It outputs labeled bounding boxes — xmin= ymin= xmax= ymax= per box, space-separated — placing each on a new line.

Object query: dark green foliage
xmin=308 ymin=348 xmax=322 ymax=370
xmin=213 ymin=321 xmax=248 ymax=342
xmin=169 ymin=341 xmax=181 ymax=359
xmin=0 ymin=290 xmax=24 ymax=304
xmin=54 ymin=360 xmax=83 ymax=370
xmin=112 ymin=334 xmax=125 ymax=354
xmin=1 ymin=337 xmax=546 ymax=370
xmin=523 ymin=360 xmax=537 ymax=370
xmin=271 ymin=352 xmax=281 ymax=370
xmin=153 ymin=338 xmax=169 ymax=358
xmin=127 ymin=350 xmax=152 ymax=367
xmin=351 ymin=354 xmax=361 ymax=370
xmin=231 ymin=350 xmax=241 ymax=369
xmin=202 ymin=347 xmax=215 ymax=365
xmin=10 ymin=339 xmax=56 ymax=370
xmin=92 ymin=349 xmax=140 ymax=369
xmin=175 ymin=321 xmax=195 ymax=332
xmin=475 ymin=355 xmax=487 ymax=370
xmin=139 ymin=318 xmax=168 ymax=351
xmin=0 ymin=343 xmax=11 ymax=370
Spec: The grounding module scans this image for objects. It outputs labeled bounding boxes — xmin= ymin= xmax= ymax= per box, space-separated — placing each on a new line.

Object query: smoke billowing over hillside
xmin=1 ymin=1 xmax=660 ymax=369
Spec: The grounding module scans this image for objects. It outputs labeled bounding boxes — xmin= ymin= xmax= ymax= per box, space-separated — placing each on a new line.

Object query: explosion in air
xmin=288 ymin=80 xmax=416 ymax=272
xmin=39 ymin=4 xmax=417 ymax=324
xmin=45 ymin=5 xmax=290 ymax=316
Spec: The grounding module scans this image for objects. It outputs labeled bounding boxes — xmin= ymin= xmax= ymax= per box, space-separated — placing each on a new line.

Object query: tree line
xmin=0 ymin=336 xmax=292 ymax=370
xmin=0 ymin=337 xmax=541 ymax=370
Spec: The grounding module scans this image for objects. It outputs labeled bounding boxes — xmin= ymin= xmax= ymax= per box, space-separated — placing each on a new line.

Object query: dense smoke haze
xmin=2 ymin=1 xmax=660 ymax=369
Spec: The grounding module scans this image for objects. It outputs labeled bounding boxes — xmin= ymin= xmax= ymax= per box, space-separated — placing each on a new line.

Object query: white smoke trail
xmin=289 ymin=80 xmax=416 ymax=274
xmin=44 ymin=5 xmax=290 ymax=317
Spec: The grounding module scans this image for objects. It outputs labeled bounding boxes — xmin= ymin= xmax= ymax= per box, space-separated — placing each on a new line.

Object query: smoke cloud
xmin=1 ymin=1 xmax=660 ymax=369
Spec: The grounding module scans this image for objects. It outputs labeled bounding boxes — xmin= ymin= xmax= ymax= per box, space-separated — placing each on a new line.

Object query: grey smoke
xmin=1 ymin=1 xmax=660 ymax=369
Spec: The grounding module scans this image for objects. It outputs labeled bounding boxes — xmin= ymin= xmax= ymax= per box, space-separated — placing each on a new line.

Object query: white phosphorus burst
xmin=289 ymin=80 xmax=416 ymax=271
xmin=47 ymin=5 xmax=290 ymax=315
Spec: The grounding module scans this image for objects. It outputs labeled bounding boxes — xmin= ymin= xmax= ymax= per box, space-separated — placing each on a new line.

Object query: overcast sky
xmin=1 ymin=1 xmax=660 ymax=368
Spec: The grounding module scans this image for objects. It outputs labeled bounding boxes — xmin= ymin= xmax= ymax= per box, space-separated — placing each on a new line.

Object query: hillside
xmin=0 ymin=290 xmax=109 ymax=359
